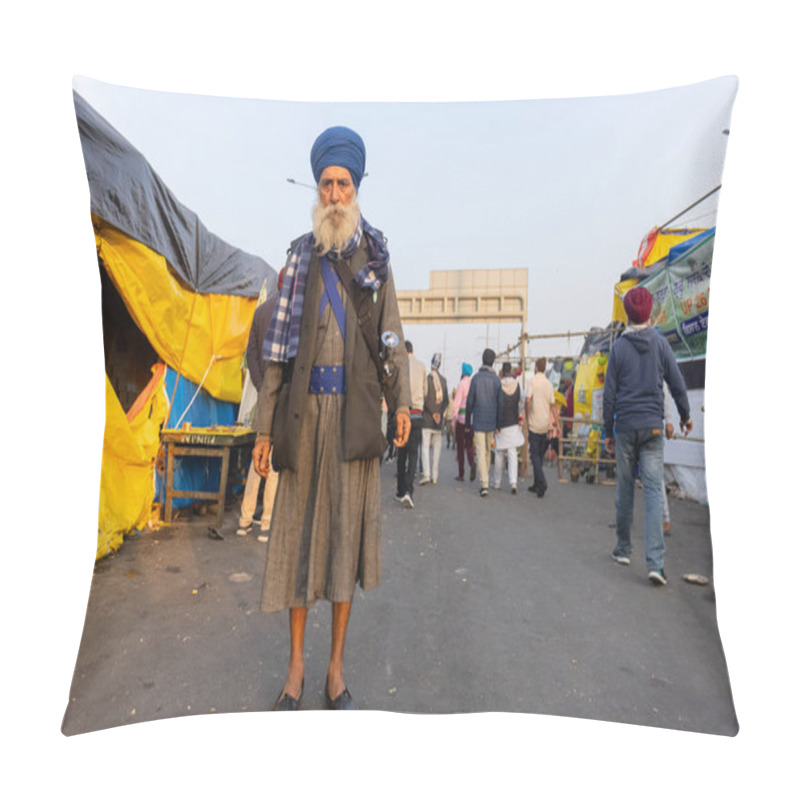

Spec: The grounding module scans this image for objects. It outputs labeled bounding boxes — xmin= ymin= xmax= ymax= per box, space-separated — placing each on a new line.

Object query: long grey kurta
xmin=258 ymin=242 xmax=409 ymax=612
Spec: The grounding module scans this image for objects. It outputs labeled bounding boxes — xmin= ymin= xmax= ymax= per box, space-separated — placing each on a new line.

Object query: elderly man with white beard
xmin=251 ymin=126 xmax=411 ymax=711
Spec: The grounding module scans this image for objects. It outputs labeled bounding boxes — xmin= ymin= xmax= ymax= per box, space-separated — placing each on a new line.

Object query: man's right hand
xmin=253 ymin=434 xmax=271 ymax=478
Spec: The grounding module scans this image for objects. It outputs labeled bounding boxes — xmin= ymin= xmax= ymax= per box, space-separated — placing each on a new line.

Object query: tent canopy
xmin=74 ymin=90 xmax=273 ymax=298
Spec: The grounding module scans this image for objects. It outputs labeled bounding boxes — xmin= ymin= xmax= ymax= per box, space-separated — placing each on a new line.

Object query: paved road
xmin=62 ymin=446 xmax=737 ymax=736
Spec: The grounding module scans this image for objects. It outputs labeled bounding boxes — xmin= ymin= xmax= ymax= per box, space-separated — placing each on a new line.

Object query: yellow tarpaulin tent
xmin=76 ymin=92 xmax=275 ymax=559
xmin=95 ymin=215 xmax=256 ymax=405
xmin=98 ymin=364 xmax=169 ymax=560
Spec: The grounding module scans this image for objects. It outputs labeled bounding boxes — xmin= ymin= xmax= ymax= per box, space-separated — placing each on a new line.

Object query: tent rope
xmin=167 ymin=292 xmax=198 ymax=426
xmin=173 ymin=353 xmax=221 ymax=429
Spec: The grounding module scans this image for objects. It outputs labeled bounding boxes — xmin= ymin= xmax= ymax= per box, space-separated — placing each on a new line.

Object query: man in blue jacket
xmin=466 ymin=349 xmax=503 ymax=497
xmin=603 ymin=287 xmax=692 ymax=586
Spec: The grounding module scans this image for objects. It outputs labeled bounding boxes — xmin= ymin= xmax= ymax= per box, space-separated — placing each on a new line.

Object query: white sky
xmin=5 ymin=1 xmax=798 ymax=797
xmin=72 ymin=75 xmax=735 ymax=384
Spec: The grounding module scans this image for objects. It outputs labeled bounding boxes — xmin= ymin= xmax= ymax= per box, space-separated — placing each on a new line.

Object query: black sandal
xmin=272 ymin=678 xmax=304 ymax=711
xmin=325 ymin=682 xmax=357 ymax=710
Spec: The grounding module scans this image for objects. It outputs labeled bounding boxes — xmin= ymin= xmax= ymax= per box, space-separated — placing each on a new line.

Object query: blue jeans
xmin=613 ymin=428 xmax=665 ymax=572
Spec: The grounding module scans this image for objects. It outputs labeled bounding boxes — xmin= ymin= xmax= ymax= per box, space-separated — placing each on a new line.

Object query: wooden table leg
xmin=165 ymin=442 xmax=175 ymax=523
xmin=216 ymin=445 xmax=231 ymax=528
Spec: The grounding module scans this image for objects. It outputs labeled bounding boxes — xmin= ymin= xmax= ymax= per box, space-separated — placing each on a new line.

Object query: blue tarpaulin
xmin=156 ymin=367 xmax=248 ymax=509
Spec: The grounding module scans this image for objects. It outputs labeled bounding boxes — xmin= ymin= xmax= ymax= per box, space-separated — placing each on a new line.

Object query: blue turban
xmin=310 ymin=126 xmax=366 ymax=189
xmin=462 ymin=362 xmax=473 ymax=376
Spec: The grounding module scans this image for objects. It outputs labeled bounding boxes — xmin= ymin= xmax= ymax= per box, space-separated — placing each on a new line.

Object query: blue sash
xmin=319 ymin=256 xmax=347 ymax=338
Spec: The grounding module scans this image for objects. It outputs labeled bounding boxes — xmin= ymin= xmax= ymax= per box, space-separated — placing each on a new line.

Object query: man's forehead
xmin=319 ymin=165 xmax=353 ymax=183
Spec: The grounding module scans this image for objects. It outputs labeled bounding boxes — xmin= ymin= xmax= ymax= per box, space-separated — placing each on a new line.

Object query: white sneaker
xmin=236 ymin=525 xmax=252 ymax=537
xmin=257 ymin=533 xmax=269 ymax=543
xmin=402 ymin=493 xmax=414 ymax=509
xmin=418 ymin=476 xmax=431 ymax=486
xmin=648 ymin=569 xmax=667 ymax=586
xmin=611 ymin=553 xmax=631 ymax=566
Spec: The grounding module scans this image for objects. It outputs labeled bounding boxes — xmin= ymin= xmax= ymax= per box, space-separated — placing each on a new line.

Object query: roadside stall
xmin=75 ymin=92 xmax=277 ymax=558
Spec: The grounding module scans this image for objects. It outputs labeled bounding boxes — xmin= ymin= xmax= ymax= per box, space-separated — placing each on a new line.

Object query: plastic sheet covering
xmin=75 ymin=91 xmax=274 ymax=299
xmin=633 ymin=227 xmax=708 ymax=268
xmin=664 ymin=464 xmax=708 ymax=504
xmin=612 ymin=278 xmax=639 ymax=323
xmin=95 ymin=216 xmax=254 ymax=403
xmin=155 ymin=368 xmax=243 ymax=510
xmin=98 ymin=364 xmax=168 ymax=560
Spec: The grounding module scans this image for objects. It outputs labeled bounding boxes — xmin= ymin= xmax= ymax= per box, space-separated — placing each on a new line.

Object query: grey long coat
xmin=254 ymin=236 xmax=411 ymax=471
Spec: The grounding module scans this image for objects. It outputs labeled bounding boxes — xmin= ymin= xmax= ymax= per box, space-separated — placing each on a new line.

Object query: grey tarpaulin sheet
xmin=73 ymin=90 xmax=275 ymax=298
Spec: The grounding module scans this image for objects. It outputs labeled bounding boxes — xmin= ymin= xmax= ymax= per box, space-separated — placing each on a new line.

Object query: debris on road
xmin=682 ymin=573 xmax=709 ymax=586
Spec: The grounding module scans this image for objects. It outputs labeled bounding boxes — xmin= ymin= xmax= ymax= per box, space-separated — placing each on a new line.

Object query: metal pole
xmin=658 ymin=185 xmax=721 ymax=231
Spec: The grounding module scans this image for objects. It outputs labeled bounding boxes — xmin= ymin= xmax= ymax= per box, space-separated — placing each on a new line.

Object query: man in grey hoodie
xmin=603 ymin=286 xmax=692 ymax=586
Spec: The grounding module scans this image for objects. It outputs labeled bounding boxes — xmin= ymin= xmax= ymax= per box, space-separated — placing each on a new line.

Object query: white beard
xmin=312 ymin=199 xmax=361 ymax=255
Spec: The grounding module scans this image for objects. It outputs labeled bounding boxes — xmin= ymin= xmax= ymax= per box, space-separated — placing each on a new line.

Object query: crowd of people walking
xmin=388 ymin=346 xmax=560 ymax=504
xmin=382 ymin=285 xmax=693 ymax=594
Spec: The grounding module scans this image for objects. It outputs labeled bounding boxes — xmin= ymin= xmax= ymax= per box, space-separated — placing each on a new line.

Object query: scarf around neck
xmin=431 ymin=369 xmax=443 ymax=404
xmin=262 ymin=216 xmax=390 ymax=363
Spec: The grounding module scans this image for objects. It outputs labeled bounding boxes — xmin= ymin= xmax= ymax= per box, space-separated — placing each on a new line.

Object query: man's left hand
xmin=252 ymin=434 xmax=272 ymax=478
xmin=394 ymin=411 xmax=411 ymax=448
xmin=680 ymin=419 xmax=693 ymax=436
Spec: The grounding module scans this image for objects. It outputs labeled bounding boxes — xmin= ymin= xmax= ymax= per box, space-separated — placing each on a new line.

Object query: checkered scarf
xmin=262 ymin=216 xmax=390 ymax=363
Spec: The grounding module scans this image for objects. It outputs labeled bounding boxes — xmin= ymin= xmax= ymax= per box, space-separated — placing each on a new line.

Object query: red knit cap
xmin=623 ymin=286 xmax=653 ymax=325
